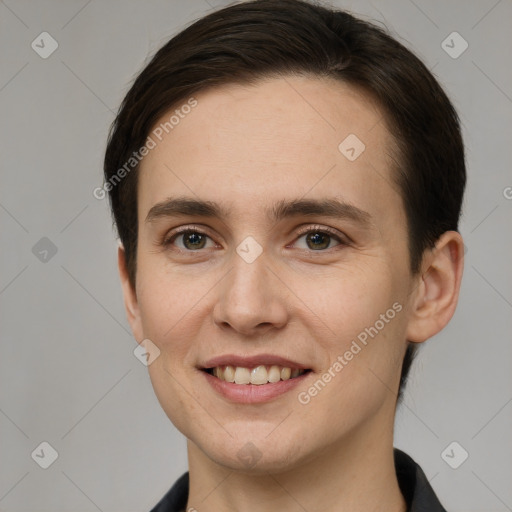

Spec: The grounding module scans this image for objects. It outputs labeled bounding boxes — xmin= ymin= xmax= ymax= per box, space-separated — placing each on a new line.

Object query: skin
xmin=118 ymin=75 xmax=464 ymax=512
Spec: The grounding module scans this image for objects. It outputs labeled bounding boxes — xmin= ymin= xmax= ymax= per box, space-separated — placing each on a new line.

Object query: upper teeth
xmin=211 ymin=365 xmax=305 ymax=385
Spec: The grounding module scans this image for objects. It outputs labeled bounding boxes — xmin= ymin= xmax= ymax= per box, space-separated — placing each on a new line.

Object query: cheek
xmin=293 ymin=317 xmax=406 ymax=442
xmin=295 ymin=262 xmax=397 ymax=340
xmin=298 ymin=265 xmax=407 ymax=392
xmin=136 ymin=259 xmax=194 ymax=339
xmin=136 ymin=271 xmax=204 ymax=433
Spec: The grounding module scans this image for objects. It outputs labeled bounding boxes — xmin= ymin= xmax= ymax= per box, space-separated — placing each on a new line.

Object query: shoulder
xmin=149 ymin=471 xmax=189 ymax=512
xmin=394 ymin=448 xmax=448 ymax=512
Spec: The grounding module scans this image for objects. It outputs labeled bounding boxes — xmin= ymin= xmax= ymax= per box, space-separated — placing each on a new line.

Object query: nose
xmin=212 ymin=250 xmax=289 ymax=337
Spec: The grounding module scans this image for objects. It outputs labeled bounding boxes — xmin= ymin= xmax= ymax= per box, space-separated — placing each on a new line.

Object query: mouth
xmin=198 ymin=354 xmax=313 ymax=403
xmin=202 ymin=365 xmax=312 ymax=385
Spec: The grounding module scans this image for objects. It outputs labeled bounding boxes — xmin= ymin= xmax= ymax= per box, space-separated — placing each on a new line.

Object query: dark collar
xmin=150 ymin=448 xmax=447 ymax=512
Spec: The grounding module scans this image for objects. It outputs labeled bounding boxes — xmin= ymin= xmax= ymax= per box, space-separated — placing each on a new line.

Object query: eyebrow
xmin=145 ymin=196 xmax=374 ymax=229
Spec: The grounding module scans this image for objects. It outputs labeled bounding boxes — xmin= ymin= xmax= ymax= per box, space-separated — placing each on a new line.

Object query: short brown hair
xmin=104 ymin=0 xmax=466 ymax=404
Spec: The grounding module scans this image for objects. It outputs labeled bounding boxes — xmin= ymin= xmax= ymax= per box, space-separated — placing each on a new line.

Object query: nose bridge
xmin=213 ymin=242 xmax=288 ymax=333
xmin=225 ymin=245 xmax=271 ymax=310
xmin=227 ymin=229 xmax=269 ymax=296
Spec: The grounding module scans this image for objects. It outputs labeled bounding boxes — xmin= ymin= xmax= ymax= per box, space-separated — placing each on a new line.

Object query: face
xmin=123 ymin=76 xmax=424 ymax=473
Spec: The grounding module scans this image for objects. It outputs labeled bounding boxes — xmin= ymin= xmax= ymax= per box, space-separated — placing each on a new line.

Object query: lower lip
xmin=201 ymin=370 xmax=311 ymax=403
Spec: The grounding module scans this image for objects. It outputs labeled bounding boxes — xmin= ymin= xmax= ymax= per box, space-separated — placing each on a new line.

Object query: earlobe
xmin=405 ymin=231 xmax=465 ymax=343
xmin=117 ymin=244 xmax=143 ymax=342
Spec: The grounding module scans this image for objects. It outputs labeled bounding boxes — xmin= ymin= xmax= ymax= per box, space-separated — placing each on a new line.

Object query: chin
xmin=211 ymin=445 xmax=306 ymax=475
xmin=193 ymin=425 xmax=314 ymax=474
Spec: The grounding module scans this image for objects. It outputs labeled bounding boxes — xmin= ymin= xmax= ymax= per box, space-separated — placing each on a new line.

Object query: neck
xmin=185 ymin=416 xmax=407 ymax=512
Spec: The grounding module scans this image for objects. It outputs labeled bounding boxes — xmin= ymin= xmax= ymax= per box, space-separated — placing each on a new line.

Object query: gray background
xmin=1 ymin=0 xmax=511 ymax=510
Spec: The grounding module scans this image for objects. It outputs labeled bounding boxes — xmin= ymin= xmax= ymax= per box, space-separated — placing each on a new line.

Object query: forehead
xmin=137 ymin=75 xmax=401 ymax=224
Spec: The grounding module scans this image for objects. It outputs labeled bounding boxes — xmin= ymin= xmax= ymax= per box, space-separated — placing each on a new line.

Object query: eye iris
xmin=307 ymin=232 xmax=329 ymax=250
xmin=184 ymin=232 xmax=206 ymax=250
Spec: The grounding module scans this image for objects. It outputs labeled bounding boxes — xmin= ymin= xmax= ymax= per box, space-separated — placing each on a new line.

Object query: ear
xmin=406 ymin=231 xmax=465 ymax=343
xmin=118 ymin=243 xmax=144 ymax=343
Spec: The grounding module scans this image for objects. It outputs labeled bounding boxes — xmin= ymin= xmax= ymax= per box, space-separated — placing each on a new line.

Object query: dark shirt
xmin=150 ymin=448 xmax=447 ymax=512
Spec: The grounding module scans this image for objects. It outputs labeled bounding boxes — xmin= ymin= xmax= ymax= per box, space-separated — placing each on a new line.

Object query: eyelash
xmin=160 ymin=224 xmax=349 ymax=253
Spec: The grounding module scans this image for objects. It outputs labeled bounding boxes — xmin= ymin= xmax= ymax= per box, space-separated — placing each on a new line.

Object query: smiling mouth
xmin=202 ymin=365 xmax=311 ymax=385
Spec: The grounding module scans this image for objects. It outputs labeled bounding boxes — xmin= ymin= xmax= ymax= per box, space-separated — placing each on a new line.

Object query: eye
xmin=161 ymin=224 xmax=348 ymax=253
xmin=162 ymin=227 xmax=216 ymax=251
xmin=292 ymin=225 xmax=347 ymax=251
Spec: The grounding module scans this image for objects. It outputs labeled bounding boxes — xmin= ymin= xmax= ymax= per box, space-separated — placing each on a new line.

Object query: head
xmin=104 ymin=0 xmax=465 ymax=472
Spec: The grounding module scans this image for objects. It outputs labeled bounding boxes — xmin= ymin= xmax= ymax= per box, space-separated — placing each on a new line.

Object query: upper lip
xmin=201 ymin=353 xmax=310 ymax=370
